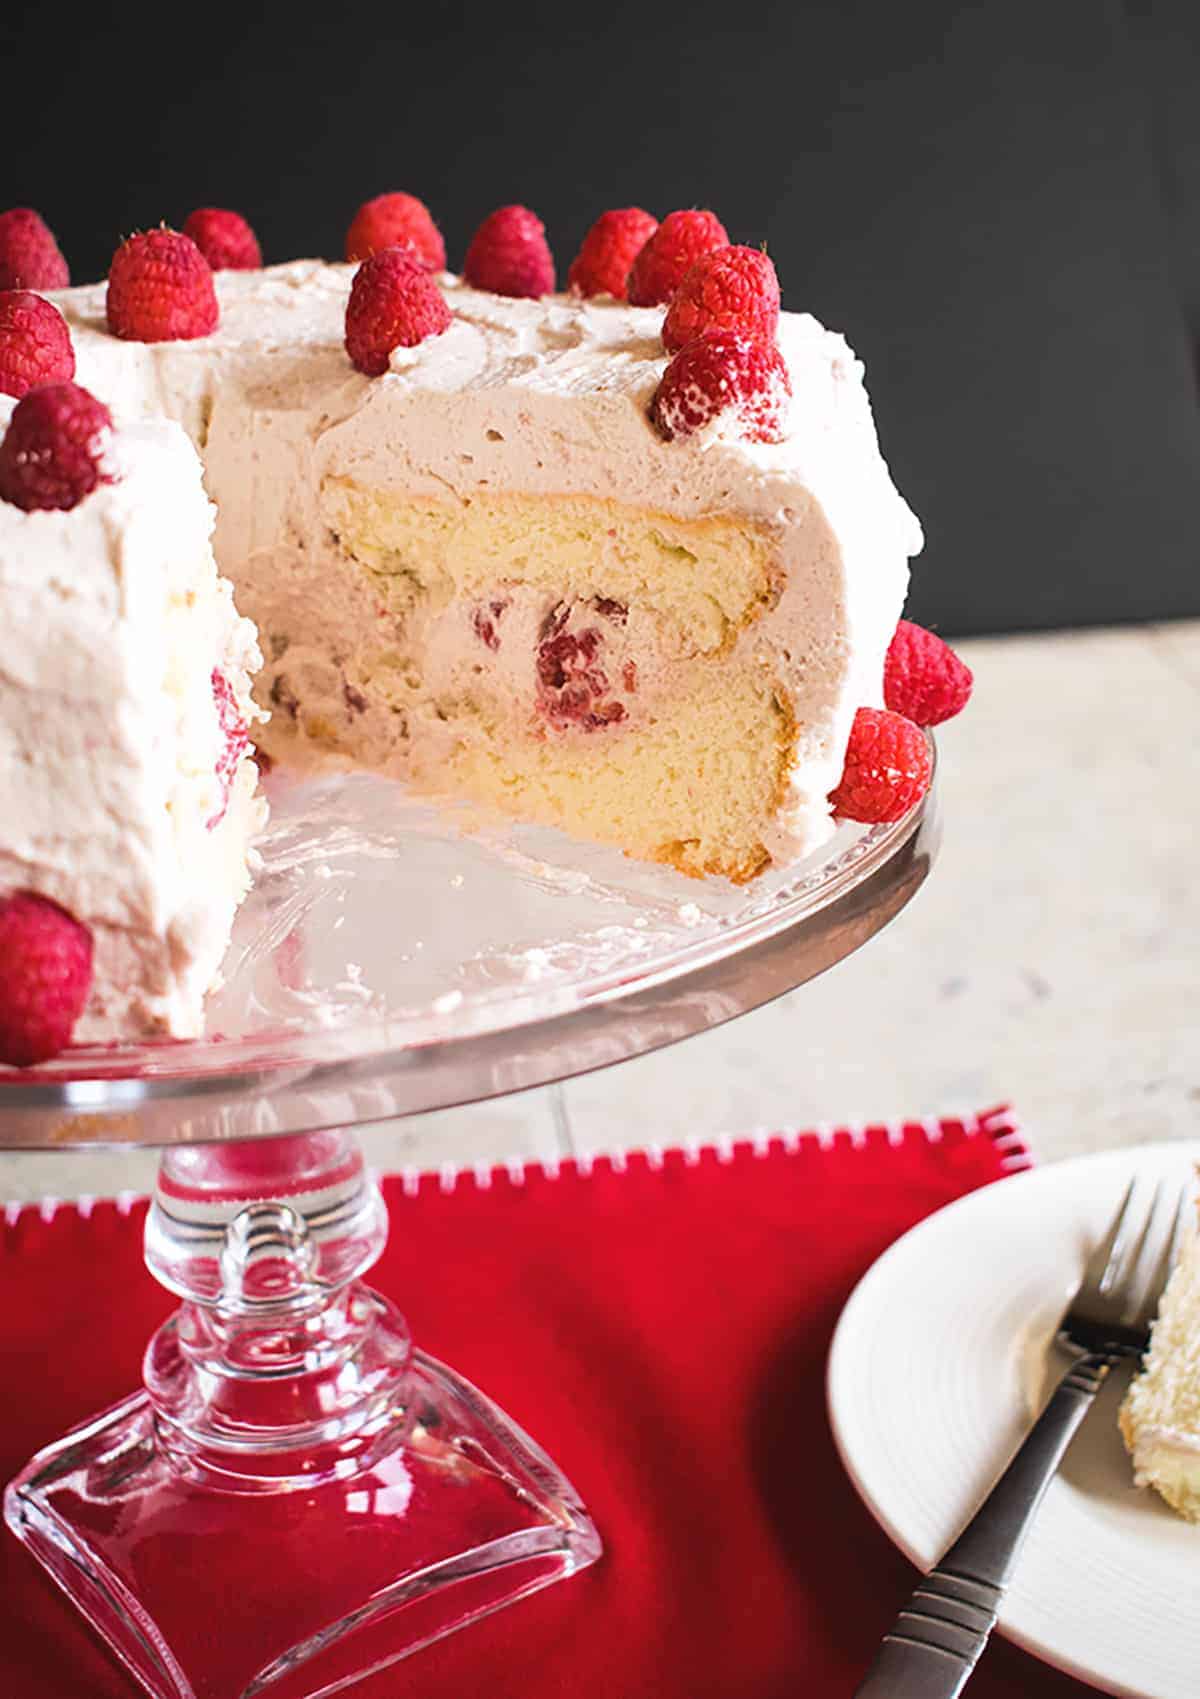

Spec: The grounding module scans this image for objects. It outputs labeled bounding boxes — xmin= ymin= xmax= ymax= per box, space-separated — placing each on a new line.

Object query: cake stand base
xmin=4 ymin=1133 xmax=600 ymax=1699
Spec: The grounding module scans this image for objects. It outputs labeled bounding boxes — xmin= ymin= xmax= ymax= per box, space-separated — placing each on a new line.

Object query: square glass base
xmin=5 ymin=1347 xmax=600 ymax=1699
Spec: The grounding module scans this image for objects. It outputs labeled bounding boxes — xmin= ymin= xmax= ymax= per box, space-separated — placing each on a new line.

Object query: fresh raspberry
xmin=0 ymin=208 xmax=69 ymax=292
xmin=567 ymin=208 xmax=659 ymax=300
xmin=0 ymin=382 xmax=115 ymax=512
xmin=626 ymin=209 xmax=728 ymax=307
xmin=106 ymin=228 xmax=219 ymax=342
xmin=651 ymin=332 xmax=791 ymax=444
xmin=829 ymin=707 xmax=932 ymax=824
xmin=183 ymin=207 xmax=262 ymax=271
xmin=463 ymin=205 xmax=555 ymax=298
xmin=345 ymin=191 xmax=446 ymax=272
xmin=662 ymin=245 xmax=780 ymax=354
xmin=209 ymin=669 xmax=250 ymax=829
xmin=0 ymin=892 xmax=93 ymax=1066
xmin=883 ymin=619 xmax=974 ymax=726
xmin=345 ymin=247 xmax=451 ymax=375
xmin=0 ymin=292 xmax=75 ymax=398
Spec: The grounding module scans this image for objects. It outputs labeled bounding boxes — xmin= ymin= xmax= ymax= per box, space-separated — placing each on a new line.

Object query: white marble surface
xmin=2 ymin=621 xmax=1196 ymax=1202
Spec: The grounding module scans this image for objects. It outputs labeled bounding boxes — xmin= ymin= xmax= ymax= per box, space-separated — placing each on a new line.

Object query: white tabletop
xmin=4 ymin=620 xmax=1197 ymax=1201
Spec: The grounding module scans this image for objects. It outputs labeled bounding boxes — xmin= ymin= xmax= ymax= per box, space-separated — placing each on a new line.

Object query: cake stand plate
xmin=2 ymin=770 xmax=938 ymax=1699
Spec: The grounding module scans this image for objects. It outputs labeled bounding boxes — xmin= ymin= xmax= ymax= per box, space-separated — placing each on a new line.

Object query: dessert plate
xmin=828 ymin=1141 xmax=1200 ymax=1699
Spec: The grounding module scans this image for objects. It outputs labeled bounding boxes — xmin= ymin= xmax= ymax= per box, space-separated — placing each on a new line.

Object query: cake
xmin=0 ymin=201 xmax=951 ymax=1056
xmin=0 ymin=393 xmax=265 ymax=1043
xmin=47 ymin=256 xmax=921 ymax=883
xmin=1119 ymin=1191 xmax=1200 ymax=1520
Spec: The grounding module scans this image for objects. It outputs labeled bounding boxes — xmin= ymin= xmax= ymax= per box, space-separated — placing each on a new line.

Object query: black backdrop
xmin=5 ymin=0 xmax=1200 ymax=637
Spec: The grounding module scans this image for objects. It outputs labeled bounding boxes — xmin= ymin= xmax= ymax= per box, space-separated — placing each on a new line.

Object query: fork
xmin=853 ymin=1177 xmax=1189 ymax=1699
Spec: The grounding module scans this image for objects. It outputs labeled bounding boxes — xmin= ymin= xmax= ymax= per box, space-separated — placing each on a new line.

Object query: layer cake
xmin=50 ymin=259 xmax=922 ymax=884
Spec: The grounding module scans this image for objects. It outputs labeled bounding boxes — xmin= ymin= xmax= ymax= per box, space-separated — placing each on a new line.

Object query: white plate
xmin=828 ymin=1141 xmax=1200 ymax=1699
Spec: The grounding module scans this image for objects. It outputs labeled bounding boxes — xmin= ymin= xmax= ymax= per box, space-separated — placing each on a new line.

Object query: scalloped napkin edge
xmin=1 ymin=1105 xmax=1030 ymax=1228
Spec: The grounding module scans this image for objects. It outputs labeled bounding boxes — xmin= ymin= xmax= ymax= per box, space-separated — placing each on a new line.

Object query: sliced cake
xmin=1119 ymin=1190 xmax=1200 ymax=1520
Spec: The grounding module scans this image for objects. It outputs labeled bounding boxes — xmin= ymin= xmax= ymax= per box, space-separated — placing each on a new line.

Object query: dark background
xmin=5 ymin=0 xmax=1200 ymax=637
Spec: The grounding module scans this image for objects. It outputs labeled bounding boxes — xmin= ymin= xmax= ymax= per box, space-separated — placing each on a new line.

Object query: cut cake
xmin=0 ymin=209 xmax=931 ymax=1050
xmin=52 ymin=259 xmax=921 ymax=885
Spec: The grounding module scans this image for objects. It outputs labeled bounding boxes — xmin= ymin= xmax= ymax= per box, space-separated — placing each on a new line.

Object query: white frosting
xmin=49 ymin=260 xmax=922 ymax=865
xmin=0 ymin=401 xmax=264 ymax=1041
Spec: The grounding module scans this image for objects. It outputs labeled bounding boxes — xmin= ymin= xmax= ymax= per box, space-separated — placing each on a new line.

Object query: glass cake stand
xmin=2 ymin=765 xmax=939 ymax=1699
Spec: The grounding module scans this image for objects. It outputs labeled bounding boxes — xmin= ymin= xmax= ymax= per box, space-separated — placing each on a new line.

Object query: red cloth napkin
xmin=0 ymin=1107 xmax=1095 ymax=1698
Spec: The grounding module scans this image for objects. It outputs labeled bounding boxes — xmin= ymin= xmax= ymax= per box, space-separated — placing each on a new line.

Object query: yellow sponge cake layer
xmin=435 ymin=676 xmax=795 ymax=883
xmin=323 ymin=483 xmax=781 ymax=657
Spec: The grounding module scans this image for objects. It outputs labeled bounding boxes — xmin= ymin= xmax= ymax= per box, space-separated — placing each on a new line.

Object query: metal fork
xmin=854 ymin=1177 xmax=1190 ymax=1699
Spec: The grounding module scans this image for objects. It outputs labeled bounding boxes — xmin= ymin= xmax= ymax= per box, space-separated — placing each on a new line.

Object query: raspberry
xmin=535 ymin=601 xmax=629 ymax=730
xmin=0 ymin=292 xmax=75 ymax=398
xmin=883 ymin=619 xmax=973 ymax=726
xmin=183 ymin=207 xmax=262 ymax=271
xmin=463 ymin=205 xmax=555 ymax=299
xmin=626 ymin=209 xmax=728 ymax=307
xmin=829 ymin=707 xmax=932 ymax=824
xmin=345 ymin=191 xmax=446 ymax=272
xmin=472 ymin=597 xmax=510 ymax=652
xmin=209 ymin=669 xmax=250 ymax=829
xmin=567 ymin=208 xmax=659 ymax=300
xmin=0 ymin=382 xmax=115 ymax=512
xmin=106 ymin=228 xmax=219 ymax=342
xmin=662 ymin=245 xmax=780 ymax=354
xmin=651 ymin=332 xmax=791 ymax=444
xmin=0 ymin=891 xmax=93 ymax=1066
xmin=0 ymin=208 xmax=69 ymax=292
xmin=344 ymin=247 xmax=451 ymax=375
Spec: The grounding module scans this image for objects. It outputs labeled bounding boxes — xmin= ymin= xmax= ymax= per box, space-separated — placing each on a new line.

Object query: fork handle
xmin=853 ymin=1350 xmax=1111 ymax=1697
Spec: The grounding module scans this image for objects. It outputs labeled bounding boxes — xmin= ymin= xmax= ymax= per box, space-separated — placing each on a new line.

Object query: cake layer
xmin=439 ymin=671 xmax=794 ymax=882
xmin=0 ymin=401 xmax=265 ymax=1040
xmin=50 ymin=260 xmax=922 ymax=875
xmin=325 ymin=483 xmax=782 ymax=656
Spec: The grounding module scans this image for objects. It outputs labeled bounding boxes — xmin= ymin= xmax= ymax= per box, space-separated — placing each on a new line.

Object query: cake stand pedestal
xmin=2 ymin=769 xmax=938 ymax=1699
xmin=8 ymin=1129 xmax=596 ymax=1699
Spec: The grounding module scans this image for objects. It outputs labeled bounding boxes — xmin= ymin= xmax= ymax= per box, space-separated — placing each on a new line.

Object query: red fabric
xmin=0 ymin=1108 xmax=1094 ymax=1698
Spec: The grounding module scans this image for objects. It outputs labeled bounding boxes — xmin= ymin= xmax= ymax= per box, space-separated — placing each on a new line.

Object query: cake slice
xmin=0 ymin=392 xmax=265 ymax=1043
xmin=1119 ymin=1188 xmax=1200 ymax=1520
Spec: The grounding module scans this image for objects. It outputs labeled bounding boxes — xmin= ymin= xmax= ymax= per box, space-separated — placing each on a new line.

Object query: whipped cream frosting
xmin=0 ymin=399 xmax=264 ymax=1040
xmin=49 ymin=260 xmax=922 ymax=865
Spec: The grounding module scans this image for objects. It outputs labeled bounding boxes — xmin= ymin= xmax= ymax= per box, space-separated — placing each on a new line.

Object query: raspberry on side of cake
xmin=1119 ymin=1186 xmax=1200 ymax=1521
xmin=0 ymin=395 xmax=266 ymax=1044
xmin=48 ymin=254 xmax=922 ymax=885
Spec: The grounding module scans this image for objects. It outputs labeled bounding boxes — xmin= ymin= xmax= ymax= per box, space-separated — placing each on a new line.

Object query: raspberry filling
xmin=472 ymin=598 xmax=510 ymax=652
xmin=535 ymin=598 xmax=632 ymax=731
xmin=208 ymin=668 xmax=250 ymax=829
